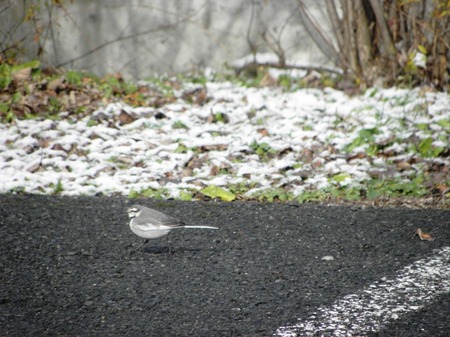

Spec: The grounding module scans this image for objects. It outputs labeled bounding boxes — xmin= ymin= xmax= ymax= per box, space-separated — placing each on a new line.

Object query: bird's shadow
xmin=140 ymin=245 xmax=207 ymax=254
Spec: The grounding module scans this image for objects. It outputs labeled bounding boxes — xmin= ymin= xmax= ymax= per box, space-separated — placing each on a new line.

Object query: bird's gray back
xmin=137 ymin=206 xmax=184 ymax=226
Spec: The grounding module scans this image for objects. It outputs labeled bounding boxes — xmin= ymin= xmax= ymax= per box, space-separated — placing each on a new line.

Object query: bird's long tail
xmin=183 ymin=225 xmax=218 ymax=229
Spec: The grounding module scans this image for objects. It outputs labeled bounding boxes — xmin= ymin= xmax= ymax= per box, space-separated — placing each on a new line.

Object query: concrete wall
xmin=1 ymin=0 xmax=332 ymax=80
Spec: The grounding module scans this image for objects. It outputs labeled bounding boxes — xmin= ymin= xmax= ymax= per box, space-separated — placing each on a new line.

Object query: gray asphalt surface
xmin=1 ymin=194 xmax=449 ymax=336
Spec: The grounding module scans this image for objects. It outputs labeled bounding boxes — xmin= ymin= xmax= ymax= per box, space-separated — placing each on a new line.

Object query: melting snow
xmin=0 ymin=83 xmax=448 ymax=197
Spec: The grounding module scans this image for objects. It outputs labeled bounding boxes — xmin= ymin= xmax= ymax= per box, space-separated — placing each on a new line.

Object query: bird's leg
xmin=136 ymin=239 xmax=149 ymax=251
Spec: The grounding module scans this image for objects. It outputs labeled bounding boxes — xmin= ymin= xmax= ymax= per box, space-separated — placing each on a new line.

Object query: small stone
xmin=322 ymin=255 xmax=335 ymax=261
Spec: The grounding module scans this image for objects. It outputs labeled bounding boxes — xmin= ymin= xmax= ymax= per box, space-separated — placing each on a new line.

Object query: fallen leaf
xmin=186 ymin=154 xmax=208 ymax=169
xmin=396 ymin=161 xmax=411 ymax=171
xmin=51 ymin=143 xmax=67 ymax=152
xmin=257 ymin=128 xmax=270 ymax=137
xmin=347 ymin=152 xmax=367 ymax=161
xmin=415 ymin=228 xmax=435 ymax=241
xmin=48 ymin=77 xmax=64 ymax=91
xmin=118 ymin=109 xmax=136 ymax=125
xmin=12 ymin=67 xmax=31 ymax=82
xmin=277 ymin=146 xmax=293 ymax=157
xmin=209 ymin=165 xmax=220 ymax=176
xmin=182 ymin=86 xmax=207 ymax=105
xmin=200 ymin=144 xmax=228 ymax=152
xmin=27 ymin=162 xmax=45 ymax=173
xmin=200 ymin=185 xmax=236 ymax=201
xmin=259 ymin=72 xmax=277 ymax=87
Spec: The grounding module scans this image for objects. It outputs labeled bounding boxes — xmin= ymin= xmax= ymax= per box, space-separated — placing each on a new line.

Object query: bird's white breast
xmin=129 ymin=218 xmax=171 ymax=239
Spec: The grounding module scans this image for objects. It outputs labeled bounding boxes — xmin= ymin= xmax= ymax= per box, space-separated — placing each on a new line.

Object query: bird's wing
xmin=145 ymin=208 xmax=186 ymax=228
xmin=133 ymin=212 xmax=185 ymax=230
xmin=159 ymin=217 xmax=186 ymax=228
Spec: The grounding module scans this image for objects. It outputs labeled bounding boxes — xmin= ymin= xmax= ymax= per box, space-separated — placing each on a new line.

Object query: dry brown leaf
xmin=435 ymin=184 xmax=449 ymax=194
xmin=51 ymin=143 xmax=68 ymax=152
xmin=415 ymin=228 xmax=435 ymax=241
xmin=13 ymin=67 xmax=32 ymax=82
xmin=182 ymin=87 xmax=207 ymax=105
xmin=206 ymin=113 xmax=215 ymax=123
xmin=259 ymin=72 xmax=277 ymax=87
xmin=396 ymin=161 xmax=411 ymax=171
xmin=38 ymin=138 xmax=52 ymax=148
xmin=257 ymin=128 xmax=270 ymax=137
xmin=69 ymin=91 xmax=77 ymax=105
xmin=209 ymin=165 xmax=220 ymax=176
xmin=27 ymin=162 xmax=45 ymax=173
xmin=186 ymin=154 xmax=208 ymax=169
xmin=116 ymin=156 xmax=132 ymax=165
xmin=347 ymin=152 xmax=367 ymax=161
xmin=277 ymin=146 xmax=293 ymax=157
xmin=181 ymin=167 xmax=193 ymax=177
xmin=118 ymin=109 xmax=136 ymax=125
xmin=48 ymin=77 xmax=64 ymax=91
xmin=200 ymin=144 xmax=228 ymax=152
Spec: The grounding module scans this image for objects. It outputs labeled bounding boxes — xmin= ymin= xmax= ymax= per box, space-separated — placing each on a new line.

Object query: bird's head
xmin=127 ymin=205 xmax=142 ymax=219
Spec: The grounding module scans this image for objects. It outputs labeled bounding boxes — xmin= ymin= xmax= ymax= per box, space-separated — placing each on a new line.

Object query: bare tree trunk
xmin=341 ymin=0 xmax=359 ymax=76
xmin=368 ymin=0 xmax=397 ymax=84
xmin=354 ymin=0 xmax=373 ymax=86
xmin=368 ymin=0 xmax=396 ymax=56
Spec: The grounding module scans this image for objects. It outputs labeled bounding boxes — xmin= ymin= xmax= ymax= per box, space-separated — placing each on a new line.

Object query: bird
xmin=127 ymin=204 xmax=218 ymax=250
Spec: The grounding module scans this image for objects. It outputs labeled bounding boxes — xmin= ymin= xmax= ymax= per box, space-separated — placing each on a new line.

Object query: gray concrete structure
xmin=1 ymin=0 xmax=332 ymax=79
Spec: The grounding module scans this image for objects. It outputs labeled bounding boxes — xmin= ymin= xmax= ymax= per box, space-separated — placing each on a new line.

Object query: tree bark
xmin=368 ymin=0 xmax=396 ymax=57
xmin=354 ymin=0 xmax=373 ymax=85
xmin=341 ymin=0 xmax=359 ymax=75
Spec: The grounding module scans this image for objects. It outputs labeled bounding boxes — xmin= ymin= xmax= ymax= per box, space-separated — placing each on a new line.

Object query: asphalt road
xmin=1 ymin=195 xmax=449 ymax=336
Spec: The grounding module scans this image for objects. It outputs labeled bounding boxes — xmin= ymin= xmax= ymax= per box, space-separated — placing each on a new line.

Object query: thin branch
xmin=45 ymin=2 xmax=60 ymax=62
xmin=325 ymin=0 xmax=344 ymax=52
xmin=56 ymin=11 xmax=199 ymax=68
xmin=276 ymin=4 xmax=298 ymax=46
xmin=0 ymin=0 xmax=12 ymax=15
xmin=295 ymin=0 xmax=341 ymax=66
xmin=246 ymin=0 xmax=258 ymax=61
xmin=261 ymin=30 xmax=286 ymax=65
xmin=233 ymin=61 xmax=343 ymax=76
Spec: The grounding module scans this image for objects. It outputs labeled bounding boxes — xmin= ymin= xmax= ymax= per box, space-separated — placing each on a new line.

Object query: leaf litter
xmin=0 ymin=71 xmax=449 ymax=206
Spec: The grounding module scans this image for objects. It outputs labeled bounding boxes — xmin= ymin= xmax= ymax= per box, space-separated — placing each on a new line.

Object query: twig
xmin=246 ymin=0 xmax=258 ymax=61
xmin=56 ymin=7 xmax=202 ymax=68
xmin=233 ymin=61 xmax=343 ymax=75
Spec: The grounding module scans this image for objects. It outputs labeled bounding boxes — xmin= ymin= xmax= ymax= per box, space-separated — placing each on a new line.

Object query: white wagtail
xmin=127 ymin=204 xmax=218 ymax=250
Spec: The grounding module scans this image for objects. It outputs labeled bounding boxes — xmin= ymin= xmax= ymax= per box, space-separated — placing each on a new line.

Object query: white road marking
xmin=275 ymin=246 xmax=450 ymax=337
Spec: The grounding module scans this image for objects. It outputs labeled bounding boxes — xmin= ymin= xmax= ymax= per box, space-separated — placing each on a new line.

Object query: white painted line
xmin=275 ymin=246 xmax=450 ymax=337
